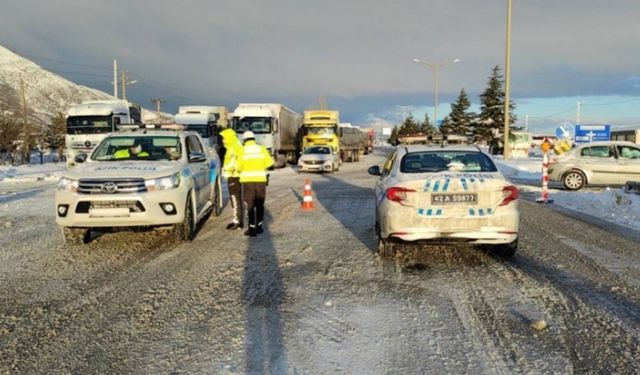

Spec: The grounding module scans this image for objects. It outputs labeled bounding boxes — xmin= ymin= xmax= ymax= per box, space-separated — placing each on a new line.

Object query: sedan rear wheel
xmin=377 ymin=236 xmax=397 ymax=258
xmin=494 ymin=239 xmax=518 ymax=257
xmin=562 ymin=169 xmax=586 ymax=190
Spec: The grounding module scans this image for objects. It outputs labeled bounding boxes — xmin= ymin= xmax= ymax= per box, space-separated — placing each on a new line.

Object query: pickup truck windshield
xmin=233 ymin=117 xmax=272 ymax=134
xmin=66 ymin=116 xmax=114 ymax=134
xmin=92 ymin=136 xmax=182 ymax=161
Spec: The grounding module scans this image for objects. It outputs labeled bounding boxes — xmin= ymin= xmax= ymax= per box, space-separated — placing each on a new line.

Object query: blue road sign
xmin=574 ymin=125 xmax=610 ymax=143
xmin=555 ymin=123 xmax=574 ymax=139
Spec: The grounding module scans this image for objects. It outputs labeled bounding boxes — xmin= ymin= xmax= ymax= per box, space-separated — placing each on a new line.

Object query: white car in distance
xmin=369 ymin=144 xmax=520 ymax=257
xmin=297 ymin=146 xmax=341 ymax=173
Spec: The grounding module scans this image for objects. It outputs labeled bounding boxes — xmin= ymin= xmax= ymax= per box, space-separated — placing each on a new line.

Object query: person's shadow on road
xmin=242 ymin=210 xmax=288 ymax=373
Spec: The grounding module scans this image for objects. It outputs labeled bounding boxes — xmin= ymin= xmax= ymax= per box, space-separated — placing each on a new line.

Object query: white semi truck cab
xmin=231 ymin=103 xmax=301 ymax=167
xmin=174 ymin=106 xmax=229 ymax=157
xmin=66 ymin=100 xmax=141 ymax=168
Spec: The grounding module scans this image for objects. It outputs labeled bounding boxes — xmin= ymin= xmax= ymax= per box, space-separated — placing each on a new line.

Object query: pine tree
xmin=439 ymin=116 xmax=453 ymax=136
xmin=419 ymin=113 xmax=437 ymax=136
xmin=449 ymin=88 xmax=475 ymax=135
xmin=476 ymin=65 xmax=517 ymax=143
xmin=397 ymin=114 xmax=421 ymax=136
xmin=44 ymin=112 xmax=66 ymax=161
xmin=387 ymin=126 xmax=399 ymax=145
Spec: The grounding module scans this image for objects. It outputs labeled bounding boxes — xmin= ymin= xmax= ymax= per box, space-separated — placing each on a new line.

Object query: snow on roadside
xmin=0 ymin=163 xmax=65 ymax=183
xmin=494 ymin=157 xmax=640 ymax=232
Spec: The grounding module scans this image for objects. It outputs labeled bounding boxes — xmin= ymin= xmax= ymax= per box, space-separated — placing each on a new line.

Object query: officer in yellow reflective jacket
xmin=114 ymin=143 xmax=149 ymax=159
xmin=220 ymin=128 xmax=244 ymax=230
xmin=236 ymin=131 xmax=274 ymax=236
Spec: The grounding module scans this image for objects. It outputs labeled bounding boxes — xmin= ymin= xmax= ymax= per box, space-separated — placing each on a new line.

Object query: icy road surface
xmin=1 ymin=150 xmax=639 ymax=374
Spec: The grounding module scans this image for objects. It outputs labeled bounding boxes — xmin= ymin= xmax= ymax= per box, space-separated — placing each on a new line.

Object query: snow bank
xmin=0 ymin=163 xmax=65 ymax=183
xmin=494 ymin=157 xmax=640 ymax=232
xmin=495 ymin=157 xmax=542 ymax=183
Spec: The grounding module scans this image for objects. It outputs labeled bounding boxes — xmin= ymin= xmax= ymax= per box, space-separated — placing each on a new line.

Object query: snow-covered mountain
xmin=0 ymin=45 xmax=159 ymax=123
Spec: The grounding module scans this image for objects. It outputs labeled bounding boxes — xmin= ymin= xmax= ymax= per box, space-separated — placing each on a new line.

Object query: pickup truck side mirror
xmin=188 ymin=151 xmax=208 ymax=163
xmin=367 ymin=165 xmax=381 ymax=176
xmin=74 ymin=153 xmax=88 ymax=164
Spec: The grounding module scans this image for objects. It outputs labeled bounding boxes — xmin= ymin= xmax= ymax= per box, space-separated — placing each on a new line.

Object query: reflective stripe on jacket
xmin=237 ymin=140 xmax=273 ymax=183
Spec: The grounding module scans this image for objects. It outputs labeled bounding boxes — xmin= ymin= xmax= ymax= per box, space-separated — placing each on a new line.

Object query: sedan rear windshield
xmin=400 ymin=151 xmax=498 ymax=173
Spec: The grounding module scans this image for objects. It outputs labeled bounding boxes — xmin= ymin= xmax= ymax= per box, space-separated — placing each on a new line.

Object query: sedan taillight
xmin=500 ymin=185 xmax=519 ymax=206
xmin=386 ymin=187 xmax=416 ymax=205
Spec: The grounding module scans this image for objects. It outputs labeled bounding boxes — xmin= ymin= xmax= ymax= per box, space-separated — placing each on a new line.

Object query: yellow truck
xmin=300 ymin=110 xmax=340 ymax=153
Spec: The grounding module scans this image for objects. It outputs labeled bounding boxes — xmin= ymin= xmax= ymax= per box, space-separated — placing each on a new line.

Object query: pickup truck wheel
xmin=494 ymin=239 xmax=518 ymax=257
xmin=213 ymin=176 xmax=223 ymax=217
xmin=63 ymin=227 xmax=87 ymax=245
xmin=173 ymin=195 xmax=194 ymax=242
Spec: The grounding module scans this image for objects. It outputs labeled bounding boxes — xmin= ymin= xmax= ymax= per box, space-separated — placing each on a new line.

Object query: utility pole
xmin=503 ymin=0 xmax=513 ymax=160
xmin=318 ymin=95 xmax=327 ymax=110
xmin=113 ymin=59 xmax=118 ymax=98
xmin=150 ymin=98 xmax=165 ymax=119
xmin=525 ymin=114 xmax=529 ymax=132
xmin=120 ymin=70 xmax=138 ymax=101
xmin=576 ymin=101 xmax=581 ymax=125
xmin=20 ymin=78 xmax=30 ymax=164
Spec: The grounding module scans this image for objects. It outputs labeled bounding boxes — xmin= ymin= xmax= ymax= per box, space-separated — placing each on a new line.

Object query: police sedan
xmin=368 ymin=144 xmax=520 ymax=257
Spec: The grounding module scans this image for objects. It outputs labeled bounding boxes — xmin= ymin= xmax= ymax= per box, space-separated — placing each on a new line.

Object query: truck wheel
xmin=493 ymin=239 xmax=518 ymax=257
xmin=562 ymin=170 xmax=586 ymax=191
xmin=63 ymin=227 xmax=87 ymax=245
xmin=172 ymin=195 xmax=194 ymax=242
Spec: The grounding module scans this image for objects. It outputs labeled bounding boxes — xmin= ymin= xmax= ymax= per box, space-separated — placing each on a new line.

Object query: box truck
xmin=232 ymin=103 xmax=302 ymax=167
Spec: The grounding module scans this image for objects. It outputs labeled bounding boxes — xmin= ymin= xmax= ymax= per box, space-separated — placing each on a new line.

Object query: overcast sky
xmin=1 ymin=0 xmax=639 ymax=132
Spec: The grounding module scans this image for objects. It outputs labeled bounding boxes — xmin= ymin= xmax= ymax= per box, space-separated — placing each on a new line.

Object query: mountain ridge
xmin=0 ymin=45 xmax=159 ymax=123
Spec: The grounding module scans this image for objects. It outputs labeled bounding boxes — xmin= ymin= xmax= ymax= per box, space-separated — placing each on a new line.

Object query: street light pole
xmin=413 ymin=58 xmax=460 ymax=127
xmin=503 ymin=0 xmax=513 ymax=159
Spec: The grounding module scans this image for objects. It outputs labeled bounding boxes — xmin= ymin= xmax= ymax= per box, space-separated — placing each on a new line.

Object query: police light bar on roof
xmin=139 ymin=123 xmax=187 ymax=130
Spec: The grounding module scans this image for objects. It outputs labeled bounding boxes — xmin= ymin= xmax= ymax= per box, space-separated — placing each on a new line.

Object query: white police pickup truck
xmin=55 ymin=125 xmax=222 ymax=244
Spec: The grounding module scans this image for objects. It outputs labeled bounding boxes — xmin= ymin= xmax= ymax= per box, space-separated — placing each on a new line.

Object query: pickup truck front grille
xmin=78 ymin=178 xmax=147 ymax=194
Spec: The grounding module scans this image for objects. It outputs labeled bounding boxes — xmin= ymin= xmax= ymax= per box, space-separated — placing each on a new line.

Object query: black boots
xmin=226 ymin=222 xmax=243 ymax=230
xmin=244 ymin=225 xmax=263 ymax=237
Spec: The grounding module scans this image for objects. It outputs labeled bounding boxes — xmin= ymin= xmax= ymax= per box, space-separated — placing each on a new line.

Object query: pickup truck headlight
xmin=57 ymin=177 xmax=78 ymax=192
xmin=146 ymin=173 xmax=180 ymax=191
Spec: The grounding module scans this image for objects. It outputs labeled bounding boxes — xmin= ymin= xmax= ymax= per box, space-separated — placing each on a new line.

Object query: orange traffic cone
xmin=302 ymin=179 xmax=315 ymax=210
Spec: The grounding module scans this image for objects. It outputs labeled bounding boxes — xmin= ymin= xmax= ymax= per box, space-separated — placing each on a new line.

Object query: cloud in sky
xmin=1 ymin=0 xmax=639 ymax=127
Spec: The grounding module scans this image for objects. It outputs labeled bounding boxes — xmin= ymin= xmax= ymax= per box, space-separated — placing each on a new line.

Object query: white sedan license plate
xmin=432 ymin=193 xmax=477 ymax=205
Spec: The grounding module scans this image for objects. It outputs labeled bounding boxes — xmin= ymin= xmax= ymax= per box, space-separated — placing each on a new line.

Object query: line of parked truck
xmin=64 ymin=100 xmax=374 ymax=170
